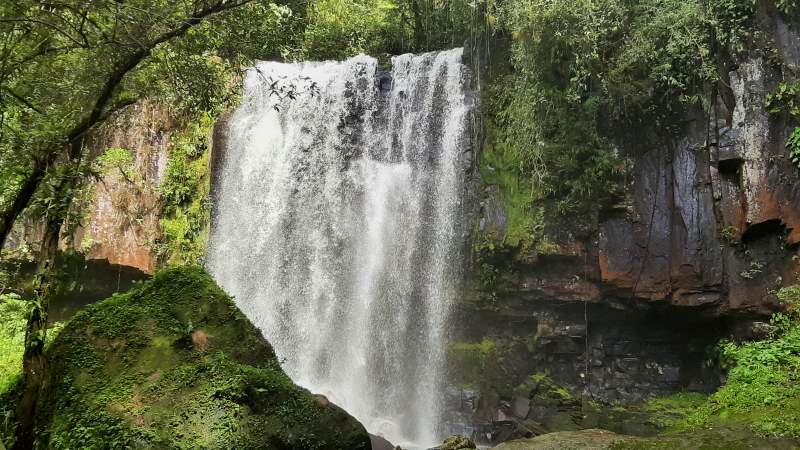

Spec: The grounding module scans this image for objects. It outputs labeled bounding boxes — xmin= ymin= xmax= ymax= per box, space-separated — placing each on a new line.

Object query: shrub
xmin=682 ymin=302 xmax=800 ymax=437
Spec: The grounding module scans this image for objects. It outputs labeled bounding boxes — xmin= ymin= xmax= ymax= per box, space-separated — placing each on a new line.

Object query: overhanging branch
xmin=0 ymin=0 xmax=256 ymax=250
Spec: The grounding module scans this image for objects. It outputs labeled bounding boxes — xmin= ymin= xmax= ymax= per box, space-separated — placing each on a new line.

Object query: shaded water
xmin=208 ymin=49 xmax=473 ymax=448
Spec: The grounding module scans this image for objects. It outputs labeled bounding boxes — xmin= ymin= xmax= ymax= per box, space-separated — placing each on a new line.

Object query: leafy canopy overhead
xmin=0 ymin=0 xmax=299 ymax=246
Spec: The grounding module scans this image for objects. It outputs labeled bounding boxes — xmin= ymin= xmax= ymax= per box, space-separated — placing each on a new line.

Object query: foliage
xmin=643 ymin=392 xmax=707 ymax=429
xmin=300 ymin=0 xmax=403 ymax=60
xmin=777 ymin=285 xmax=800 ymax=312
xmin=480 ymin=139 xmax=543 ymax=249
xmin=2 ymin=267 xmax=371 ymax=449
xmin=766 ymin=82 xmax=800 ymax=116
xmin=679 ymin=306 xmax=800 ymax=438
xmin=787 ymin=127 xmax=800 ymax=168
xmin=518 ymin=373 xmax=574 ymax=402
xmin=500 ymin=0 xmax=734 ymax=125
xmin=475 ymin=0 xmax=761 ymax=242
xmin=0 ymin=293 xmax=64 ymax=398
xmin=0 ymin=0 xmax=299 ymax=259
xmin=94 ymin=148 xmax=135 ymax=182
xmin=296 ymin=0 xmax=495 ymax=61
xmin=776 ymin=0 xmax=799 ymax=15
xmin=0 ymin=246 xmax=34 ymax=296
xmin=0 ymin=294 xmax=27 ymax=395
xmin=156 ymin=115 xmax=214 ymax=266
xmin=766 ymin=81 xmax=800 ymax=169
xmin=718 ymin=226 xmax=740 ymax=245
xmin=488 ymin=72 xmax=628 ymax=217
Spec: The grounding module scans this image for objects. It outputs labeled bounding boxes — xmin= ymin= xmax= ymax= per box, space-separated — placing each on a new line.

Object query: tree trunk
xmin=12 ymin=139 xmax=82 ymax=450
xmin=0 ymin=158 xmax=51 ymax=250
xmin=411 ymin=0 xmax=424 ymax=51
xmin=12 ymin=214 xmax=61 ymax=450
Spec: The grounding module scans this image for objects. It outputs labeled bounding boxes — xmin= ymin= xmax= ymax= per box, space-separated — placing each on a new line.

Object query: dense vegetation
xmin=673 ymin=286 xmax=800 ymax=438
xmin=480 ymin=0 xmax=783 ymax=251
xmin=156 ymin=116 xmax=215 ymax=266
xmin=1 ymin=0 xmax=800 ymax=448
xmin=0 ymin=294 xmax=30 ymax=394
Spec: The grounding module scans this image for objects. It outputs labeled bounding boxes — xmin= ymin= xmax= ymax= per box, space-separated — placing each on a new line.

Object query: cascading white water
xmin=208 ymin=48 xmax=472 ymax=448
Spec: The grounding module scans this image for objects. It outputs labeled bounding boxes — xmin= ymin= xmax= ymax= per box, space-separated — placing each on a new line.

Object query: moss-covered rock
xmin=492 ymin=429 xmax=639 ymax=450
xmin=24 ymin=266 xmax=371 ymax=449
xmin=493 ymin=427 xmax=800 ymax=450
xmin=437 ymin=435 xmax=476 ymax=449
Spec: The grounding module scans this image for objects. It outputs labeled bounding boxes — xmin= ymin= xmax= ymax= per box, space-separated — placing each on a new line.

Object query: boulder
xmin=491 ymin=429 xmax=639 ymax=450
xmin=435 ymin=435 xmax=477 ymax=449
xmin=493 ymin=427 xmax=800 ymax=450
xmin=370 ymin=433 xmax=396 ymax=450
xmin=27 ymin=266 xmax=371 ymax=449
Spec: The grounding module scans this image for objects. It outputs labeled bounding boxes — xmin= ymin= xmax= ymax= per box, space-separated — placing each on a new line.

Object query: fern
xmin=788 ymin=127 xmax=800 ymax=169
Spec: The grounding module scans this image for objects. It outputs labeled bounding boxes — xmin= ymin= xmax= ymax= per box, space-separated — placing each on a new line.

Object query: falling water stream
xmin=208 ymin=48 xmax=472 ymax=448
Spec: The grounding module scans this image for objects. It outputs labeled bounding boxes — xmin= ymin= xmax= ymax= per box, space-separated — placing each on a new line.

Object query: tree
xmin=0 ymin=1 xmax=482 ymax=445
xmin=0 ymin=1 xmax=297 ymax=447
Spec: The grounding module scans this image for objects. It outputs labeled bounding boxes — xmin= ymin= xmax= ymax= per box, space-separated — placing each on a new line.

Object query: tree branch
xmin=1 ymin=87 xmax=43 ymax=114
xmin=0 ymin=0 xmax=255 ymax=250
xmin=67 ymin=0 xmax=254 ymax=142
xmin=0 ymin=18 xmax=88 ymax=49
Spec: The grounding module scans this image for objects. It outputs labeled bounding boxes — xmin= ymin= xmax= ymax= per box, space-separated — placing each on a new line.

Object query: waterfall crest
xmin=208 ymin=48 xmax=472 ymax=448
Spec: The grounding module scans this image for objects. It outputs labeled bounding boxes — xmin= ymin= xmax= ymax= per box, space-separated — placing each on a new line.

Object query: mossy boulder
xmin=494 ymin=427 xmax=800 ymax=450
xmin=492 ymin=429 xmax=639 ymax=450
xmin=29 ymin=266 xmax=371 ymax=449
xmin=437 ymin=435 xmax=476 ymax=449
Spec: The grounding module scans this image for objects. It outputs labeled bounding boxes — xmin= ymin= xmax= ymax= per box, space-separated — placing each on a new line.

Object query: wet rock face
xmin=449 ymin=296 xmax=721 ymax=406
xmin=470 ymin=13 xmax=800 ymax=321
xmin=458 ymin=9 xmax=800 ymax=444
xmin=76 ymin=102 xmax=175 ymax=273
xmin=596 ymin=16 xmax=800 ymax=315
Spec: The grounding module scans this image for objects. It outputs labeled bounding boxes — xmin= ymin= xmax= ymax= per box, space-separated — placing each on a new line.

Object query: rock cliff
xmin=75 ymin=102 xmax=175 ymax=273
xmin=452 ymin=4 xmax=800 ymax=441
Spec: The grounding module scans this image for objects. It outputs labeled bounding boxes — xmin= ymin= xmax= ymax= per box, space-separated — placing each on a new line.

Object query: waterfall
xmin=208 ymin=48 xmax=472 ymax=448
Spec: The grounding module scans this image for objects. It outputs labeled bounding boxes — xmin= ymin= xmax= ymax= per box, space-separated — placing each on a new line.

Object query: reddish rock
xmin=73 ymin=102 xmax=176 ymax=273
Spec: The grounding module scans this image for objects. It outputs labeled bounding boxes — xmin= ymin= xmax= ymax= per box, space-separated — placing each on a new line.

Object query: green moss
xmin=525 ymin=373 xmax=574 ymax=403
xmin=480 ymin=140 xmax=541 ymax=249
xmin=448 ymin=337 xmax=517 ymax=391
xmin=449 ymin=339 xmax=498 ymax=375
xmin=643 ymin=392 xmax=707 ymax=429
xmin=478 ymin=116 xmax=564 ymax=256
xmin=609 ymin=426 xmax=798 ymax=450
xmin=4 ymin=267 xmax=369 ymax=449
xmin=440 ymin=435 xmax=477 ymax=449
